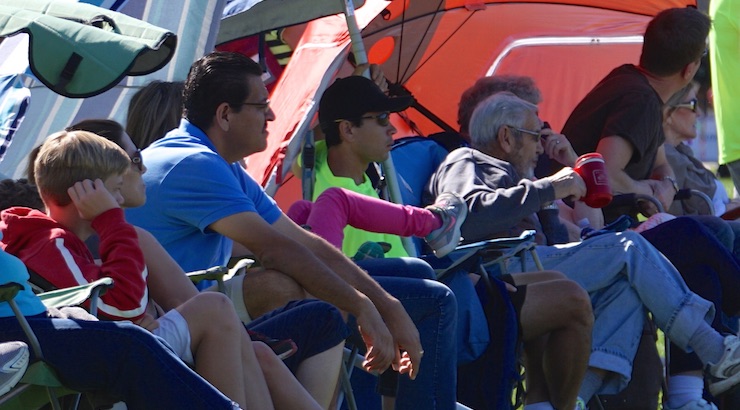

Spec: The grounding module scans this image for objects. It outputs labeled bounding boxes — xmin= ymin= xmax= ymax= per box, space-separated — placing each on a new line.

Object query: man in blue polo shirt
xmin=126 ymin=51 xmax=457 ymax=409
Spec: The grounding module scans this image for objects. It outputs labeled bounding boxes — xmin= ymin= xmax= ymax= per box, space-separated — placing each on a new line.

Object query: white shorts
xmin=153 ymin=309 xmax=194 ymax=365
xmin=222 ymin=274 xmax=252 ymax=325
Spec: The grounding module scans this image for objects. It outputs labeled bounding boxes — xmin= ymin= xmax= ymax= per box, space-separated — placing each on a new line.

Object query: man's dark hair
xmin=0 ymin=178 xmax=45 ymax=211
xmin=458 ymin=75 xmax=541 ymax=139
xmin=322 ymin=118 xmax=364 ymax=148
xmin=183 ymin=51 xmax=264 ymax=130
xmin=640 ymin=7 xmax=711 ymax=76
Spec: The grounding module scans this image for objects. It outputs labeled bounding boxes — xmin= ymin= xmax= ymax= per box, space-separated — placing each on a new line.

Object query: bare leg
xmin=178 ymin=292 xmax=274 ymax=409
xmin=253 ymin=342 xmax=322 ymax=410
xmin=295 ymin=342 xmax=345 ymax=409
xmin=514 ymin=271 xmax=593 ymax=410
xmin=242 ymin=268 xmax=307 ymax=318
xmin=135 ymin=226 xmax=199 ymax=310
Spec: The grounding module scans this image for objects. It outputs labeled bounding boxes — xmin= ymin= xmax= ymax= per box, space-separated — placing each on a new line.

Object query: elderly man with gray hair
xmin=425 ymin=91 xmax=740 ymax=409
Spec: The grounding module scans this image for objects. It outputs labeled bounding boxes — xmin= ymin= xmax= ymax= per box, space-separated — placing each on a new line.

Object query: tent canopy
xmin=0 ymin=0 xmax=176 ymax=98
xmin=217 ymin=0 xmax=365 ymax=44
xmin=246 ymin=0 xmax=696 ymax=207
xmin=0 ymin=0 xmax=223 ymax=179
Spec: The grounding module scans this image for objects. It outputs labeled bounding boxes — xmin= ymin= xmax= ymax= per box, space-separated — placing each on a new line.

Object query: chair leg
xmin=336 ymin=345 xmax=359 ymax=410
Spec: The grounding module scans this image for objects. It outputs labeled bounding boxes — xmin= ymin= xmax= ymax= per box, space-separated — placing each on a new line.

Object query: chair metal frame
xmin=0 ymin=277 xmax=114 ymax=410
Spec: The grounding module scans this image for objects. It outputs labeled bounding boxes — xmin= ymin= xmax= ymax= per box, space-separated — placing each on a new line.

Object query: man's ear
xmin=681 ymin=60 xmax=700 ymax=81
xmin=214 ymin=102 xmax=231 ymax=131
xmin=497 ymin=126 xmax=515 ymax=154
xmin=337 ymin=120 xmax=355 ymax=143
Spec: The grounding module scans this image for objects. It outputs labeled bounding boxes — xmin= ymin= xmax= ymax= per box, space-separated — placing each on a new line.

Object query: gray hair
xmin=469 ymin=92 xmax=538 ymax=150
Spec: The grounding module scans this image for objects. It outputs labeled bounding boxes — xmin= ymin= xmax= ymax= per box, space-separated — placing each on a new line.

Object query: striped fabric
xmin=0 ymin=75 xmax=30 ymax=167
xmin=0 ymin=0 xmax=226 ymax=178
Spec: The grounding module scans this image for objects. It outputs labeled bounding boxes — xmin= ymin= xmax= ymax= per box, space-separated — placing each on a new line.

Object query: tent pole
xmin=340 ymin=0 xmax=418 ymax=257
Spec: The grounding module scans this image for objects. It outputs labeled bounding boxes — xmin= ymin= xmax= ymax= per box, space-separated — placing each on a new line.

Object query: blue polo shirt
xmin=126 ymin=119 xmax=282 ymax=273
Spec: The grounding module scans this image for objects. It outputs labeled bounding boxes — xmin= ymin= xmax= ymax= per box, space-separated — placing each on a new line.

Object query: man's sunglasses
xmin=335 ymin=112 xmax=391 ymax=127
xmin=673 ymin=98 xmax=698 ymax=113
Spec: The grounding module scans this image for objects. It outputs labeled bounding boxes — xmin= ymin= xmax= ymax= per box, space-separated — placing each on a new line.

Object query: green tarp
xmin=0 ymin=0 xmax=176 ymax=98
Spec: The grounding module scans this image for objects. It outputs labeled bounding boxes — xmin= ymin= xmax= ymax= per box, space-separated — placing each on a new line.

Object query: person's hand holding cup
xmin=573 ymin=153 xmax=613 ymax=208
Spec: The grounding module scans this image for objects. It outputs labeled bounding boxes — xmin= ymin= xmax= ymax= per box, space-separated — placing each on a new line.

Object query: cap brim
xmin=370 ymin=95 xmax=413 ymax=114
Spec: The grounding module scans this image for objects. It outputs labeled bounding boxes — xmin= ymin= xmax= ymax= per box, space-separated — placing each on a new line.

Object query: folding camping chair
xmin=0 ymin=277 xmax=114 ymax=410
xmin=300 ymin=129 xmax=545 ymax=409
xmin=606 ymin=189 xmax=715 ymax=225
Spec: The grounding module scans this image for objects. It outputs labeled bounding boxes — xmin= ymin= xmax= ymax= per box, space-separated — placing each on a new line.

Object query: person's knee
xmin=560 ymin=280 xmax=593 ymax=327
xmin=189 ymin=292 xmax=241 ymax=327
xmin=252 ymin=341 xmax=278 ymax=368
xmin=430 ymin=281 xmax=457 ymax=316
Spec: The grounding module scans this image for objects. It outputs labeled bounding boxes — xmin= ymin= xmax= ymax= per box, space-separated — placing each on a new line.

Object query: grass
xmin=720 ymin=176 xmax=735 ymax=200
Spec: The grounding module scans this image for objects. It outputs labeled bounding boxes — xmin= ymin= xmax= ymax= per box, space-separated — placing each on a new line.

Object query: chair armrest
xmin=187 ymin=259 xmax=255 ymax=294
xmin=38 ymin=277 xmax=114 ymax=317
xmin=0 ymin=282 xmax=24 ymax=304
xmin=228 ymin=258 xmax=255 ymax=278
xmin=187 ymin=265 xmax=230 ymax=294
xmin=609 ymin=193 xmax=666 ymax=214
xmin=684 ymin=189 xmax=714 ymax=216
xmin=610 ymin=189 xmax=714 ymax=219
xmin=435 ymin=230 xmax=537 ymax=281
xmin=0 ymin=283 xmax=44 ymax=361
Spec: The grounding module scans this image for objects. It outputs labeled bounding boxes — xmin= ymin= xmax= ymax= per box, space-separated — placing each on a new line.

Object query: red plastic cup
xmin=574 ymin=153 xmax=612 ymax=208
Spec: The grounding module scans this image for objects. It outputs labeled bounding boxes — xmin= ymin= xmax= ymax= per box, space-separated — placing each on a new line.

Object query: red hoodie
xmin=0 ymin=207 xmax=148 ymax=321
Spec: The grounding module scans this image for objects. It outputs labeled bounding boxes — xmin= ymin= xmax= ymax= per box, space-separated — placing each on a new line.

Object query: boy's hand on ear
xmin=67 ymin=179 xmax=120 ymax=220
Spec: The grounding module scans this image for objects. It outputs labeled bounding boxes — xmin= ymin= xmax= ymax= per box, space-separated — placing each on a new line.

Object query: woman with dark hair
xmin=126 ymin=81 xmax=185 ymax=149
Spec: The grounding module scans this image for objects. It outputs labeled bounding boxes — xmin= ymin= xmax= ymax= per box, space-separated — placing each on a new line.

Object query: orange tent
xmin=246 ymin=0 xmax=697 ymax=209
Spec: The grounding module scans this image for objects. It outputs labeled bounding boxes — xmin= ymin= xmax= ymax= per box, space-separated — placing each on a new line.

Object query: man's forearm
xmin=650 ymin=163 xmax=675 ymax=180
xmin=609 ymin=168 xmax=654 ymax=196
xmin=257 ymin=238 xmax=375 ymax=316
xmin=305 ymin=235 xmax=401 ymax=315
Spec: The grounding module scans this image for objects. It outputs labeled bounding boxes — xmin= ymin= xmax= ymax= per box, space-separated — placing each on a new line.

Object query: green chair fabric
xmin=0 ymin=0 xmax=176 ymax=98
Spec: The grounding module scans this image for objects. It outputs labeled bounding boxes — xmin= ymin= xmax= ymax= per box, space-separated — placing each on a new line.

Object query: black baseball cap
xmin=319 ymin=76 xmax=413 ymax=127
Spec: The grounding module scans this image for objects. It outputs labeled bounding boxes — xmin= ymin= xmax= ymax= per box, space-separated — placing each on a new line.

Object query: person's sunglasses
xmin=130 ymin=149 xmax=144 ymax=172
xmin=335 ymin=112 xmax=392 ymax=127
xmin=240 ymin=99 xmax=271 ymax=112
xmin=673 ymin=98 xmax=698 ymax=113
xmin=506 ymin=125 xmax=542 ymax=142
xmin=360 ymin=112 xmax=391 ymax=127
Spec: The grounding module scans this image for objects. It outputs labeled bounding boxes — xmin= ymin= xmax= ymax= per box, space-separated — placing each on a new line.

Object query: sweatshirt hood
xmin=0 ymin=207 xmax=65 ymax=256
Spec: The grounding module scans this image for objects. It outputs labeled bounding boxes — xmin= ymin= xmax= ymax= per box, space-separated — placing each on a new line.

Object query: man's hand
xmin=541 ymin=129 xmax=578 ymax=167
xmin=67 ymin=179 xmax=121 ymax=220
xmin=355 ymin=299 xmax=396 ymax=374
xmin=352 ymin=63 xmax=389 ymax=93
xmin=648 ymin=179 xmax=676 ymax=213
xmin=546 ymin=167 xmax=587 ymax=202
xmin=383 ymin=301 xmax=423 ymax=380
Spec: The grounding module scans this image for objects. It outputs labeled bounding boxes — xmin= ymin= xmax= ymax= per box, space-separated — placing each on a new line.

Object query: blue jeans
xmin=684 ymin=214 xmax=740 ymax=258
xmin=641 ymin=217 xmax=740 ymax=374
xmin=246 ymin=299 xmax=350 ymax=372
xmin=356 ymin=257 xmax=458 ymax=410
xmin=0 ymin=315 xmax=235 ymax=409
xmin=509 ymin=231 xmax=715 ymax=394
